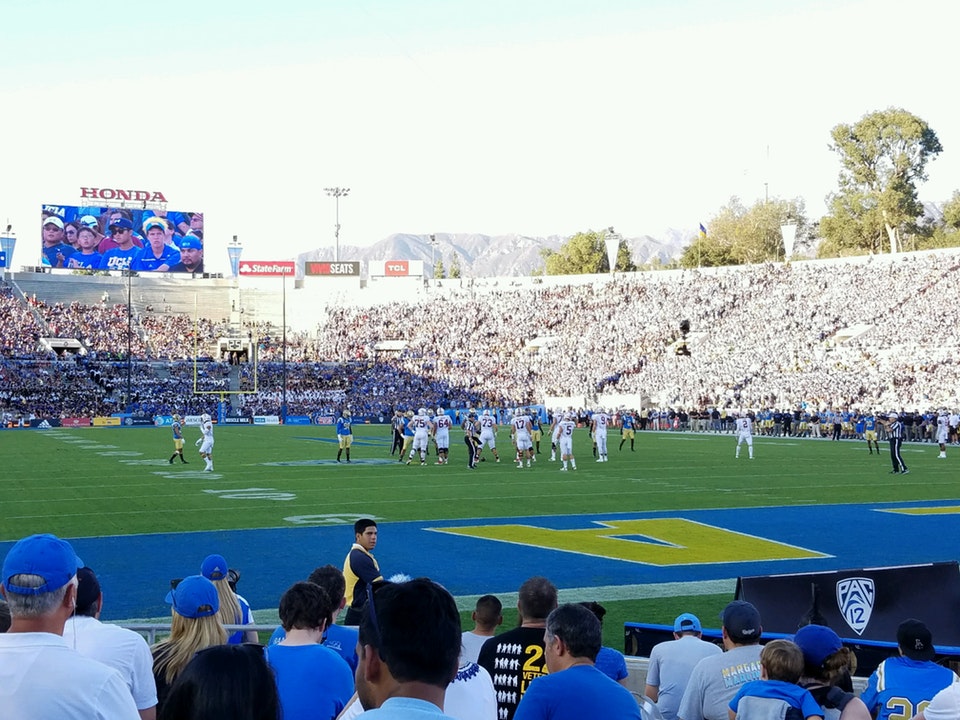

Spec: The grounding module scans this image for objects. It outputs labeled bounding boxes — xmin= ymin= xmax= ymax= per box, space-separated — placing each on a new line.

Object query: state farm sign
xmin=239 ymin=261 xmax=295 ymax=276
xmin=80 ymin=187 xmax=168 ymax=202
xmin=385 ymin=260 xmax=409 ymax=276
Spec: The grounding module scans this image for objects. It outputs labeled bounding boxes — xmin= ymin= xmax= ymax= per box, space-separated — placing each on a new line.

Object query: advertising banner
xmin=304 ymin=261 xmax=361 ymax=276
xmin=62 ymin=417 xmax=92 ymax=428
xmin=284 ymin=415 xmax=312 ymax=425
xmin=29 ymin=418 xmax=61 ymax=428
xmin=238 ymin=261 xmax=294 ymax=276
xmin=223 ymin=417 xmax=253 ymax=424
xmin=384 ymin=260 xmax=409 ymax=276
xmin=93 ymin=417 xmax=121 ymax=426
xmin=253 ymin=415 xmax=281 ymax=425
xmin=315 ymin=415 xmax=335 ymax=425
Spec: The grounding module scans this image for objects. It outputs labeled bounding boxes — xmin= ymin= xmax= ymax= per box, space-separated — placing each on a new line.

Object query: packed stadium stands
xmin=1 ymin=247 xmax=958 ymax=423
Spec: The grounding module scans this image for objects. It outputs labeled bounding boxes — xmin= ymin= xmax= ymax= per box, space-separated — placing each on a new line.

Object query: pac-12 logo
xmin=837 ymin=577 xmax=875 ymax=635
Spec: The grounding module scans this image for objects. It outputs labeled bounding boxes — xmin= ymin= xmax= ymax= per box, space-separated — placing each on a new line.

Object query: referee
xmin=888 ymin=412 xmax=909 ymax=474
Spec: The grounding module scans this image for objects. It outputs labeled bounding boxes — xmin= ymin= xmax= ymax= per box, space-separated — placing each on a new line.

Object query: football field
xmin=2 ymin=425 xmax=956 ymax=647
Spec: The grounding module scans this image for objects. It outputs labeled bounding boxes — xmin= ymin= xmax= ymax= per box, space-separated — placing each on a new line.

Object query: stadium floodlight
xmin=324 ymin=187 xmax=350 ymax=262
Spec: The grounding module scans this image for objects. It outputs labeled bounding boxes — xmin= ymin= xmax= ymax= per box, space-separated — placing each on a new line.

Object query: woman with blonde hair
xmin=152 ymin=575 xmax=227 ymax=712
xmin=201 ymin=554 xmax=257 ymax=644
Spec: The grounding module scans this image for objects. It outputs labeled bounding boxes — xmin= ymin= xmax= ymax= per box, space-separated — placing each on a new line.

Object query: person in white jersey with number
xmin=550 ymin=408 xmax=564 ymax=462
xmin=477 ymin=409 xmax=500 ymax=463
xmin=434 ymin=408 xmax=453 ymax=465
xmin=936 ymin=410 xmax=949 ymax=459
xmin=591 ymin=407 xmax=611 ymax=463
xmin=557 ymin=412 xmax=578 ymax=471
xmin=511 ymin=408 xmax=534 ymax=469
xmin=735 ymin=412 xmax=754 ymax=460
xmin=406 ymin=408 xmax=434 ymax=466
xmin=197 ymin=413 xmax=215 ymax=471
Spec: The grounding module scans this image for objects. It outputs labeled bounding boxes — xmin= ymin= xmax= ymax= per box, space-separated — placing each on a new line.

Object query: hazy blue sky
xmin=2 ymin=0 xmax=956 ymax=271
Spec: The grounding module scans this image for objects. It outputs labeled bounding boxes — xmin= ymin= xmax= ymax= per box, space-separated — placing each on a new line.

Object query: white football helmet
xmin=201 ymin=413 xmax=211 ymax=422
xmin=483 ymin=409 xmax=491 ymax=416
xmin=436 ymin=407 xmax=444 ymax=416
xmin=418 ymin=407 xmax=427 ymax=416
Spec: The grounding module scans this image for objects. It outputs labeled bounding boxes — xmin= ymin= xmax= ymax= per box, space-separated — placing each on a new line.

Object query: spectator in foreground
xmin=646 ymin=613 xmax=723 ymax=720
xmin=461 ymin=594 xmax=503 ymax=664
xmin=793 ymin=624 xmax=870 ymax=720
xmin=201 ymin=553 xmax=257 ymax=644
xmin=355 ymin=578 xmax=462 ymax=718
xmin=62 ymin=566 xmax=158 ymax=720
xmin=158 ymin=643 xmax=279 ymax=720
xmin=579 ymin=600 xmax=629 ymax=685
xmin=727 ymin=639 xmax=823 ymax=720
xmin=678 ymin=600 xmax=763 ymax=720
xmin=0 ymin=533 xmax=139 ymax=719
xmin=513 ymin=603 xmax=639 ymax=720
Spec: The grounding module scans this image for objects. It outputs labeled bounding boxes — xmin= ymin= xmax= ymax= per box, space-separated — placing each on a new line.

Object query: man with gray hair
xmin=0 ymin=533 xmax=140 ymax=719
xmin=513 ymin=603 xmax=639 ymax=719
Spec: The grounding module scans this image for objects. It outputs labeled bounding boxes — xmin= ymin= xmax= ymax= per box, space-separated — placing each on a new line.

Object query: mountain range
xmin=297 ymin=229 xmax=696 ymax=277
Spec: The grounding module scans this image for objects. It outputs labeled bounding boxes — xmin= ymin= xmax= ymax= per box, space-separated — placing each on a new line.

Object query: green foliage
xmin=542 ymin=230 xmax=636 ymax=275
xmin=943 ymin=191 xmax=960 ymax=231
xmin=679 ymin=197 xmax=810 ymax=268
xmin=449 ymin=252 xmax=462 ymax=279
xmin=820 ymin=107 xmax=942 ymax=255
xmin=433 ymin=257 xmax=445 ymax=279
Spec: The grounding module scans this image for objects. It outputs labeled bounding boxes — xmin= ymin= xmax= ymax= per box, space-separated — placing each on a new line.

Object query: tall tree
xmin=433 ymin=256 xmax=445 ymax=279
xmin=541 ymin=230 xmax=636 ymax=275
xmin=823 ymin=107 xmax=942 ymax=254
xmin=449 ymin=252 xmax=462 ymax=279
xmin=679 ymin=197 xmax=810 ymax=268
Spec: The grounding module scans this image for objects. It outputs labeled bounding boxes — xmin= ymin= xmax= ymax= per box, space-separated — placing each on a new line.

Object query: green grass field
xmin=3 ymin=424 xmax=953 ymax=648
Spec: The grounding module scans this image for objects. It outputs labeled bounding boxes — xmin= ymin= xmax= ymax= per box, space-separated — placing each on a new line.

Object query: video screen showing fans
xmin=41 ymin=204 xmax=205 ymax=274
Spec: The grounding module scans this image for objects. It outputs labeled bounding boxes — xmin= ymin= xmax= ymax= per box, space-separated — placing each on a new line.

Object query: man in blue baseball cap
xmin=645 ymin=613 xmax=722 ymax=720
xmin=169 ymin=234 xmax=204 ymax=274
xmin=0 ymin=533 xmax=140 ymax=718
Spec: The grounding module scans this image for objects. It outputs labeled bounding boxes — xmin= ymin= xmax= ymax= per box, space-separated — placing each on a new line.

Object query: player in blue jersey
xmin=336 ymin=409 xmax=353 ymax=463
xmin=529 ymin=410 xmax=543 ymax=454
xmin=860 ymin=619 xmax=957 ymax=720
xmin=863 ymin=413 xmax=880 ymax=455
xmin=168 ymin=414 xmax=188 ymax=464
xmin=619 ymin=410 xmax=636 ymax=451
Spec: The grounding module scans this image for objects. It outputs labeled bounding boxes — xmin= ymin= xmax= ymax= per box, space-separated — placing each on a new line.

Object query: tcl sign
xmin=385 ymin=261 xmax=409 ymax=276
xmin=305 ymin=261 xmax=361 ymax=276
xmin=80 ymin=187 xmax=168 ymax=202
xmin=239 ymin=261 xmax=295 ymax=276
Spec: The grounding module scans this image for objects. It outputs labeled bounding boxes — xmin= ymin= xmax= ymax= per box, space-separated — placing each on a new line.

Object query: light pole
xmin=430 ymin=234 xmax=438 ymax=278
xmin=324 ymin=187 xmax=350 ymax=261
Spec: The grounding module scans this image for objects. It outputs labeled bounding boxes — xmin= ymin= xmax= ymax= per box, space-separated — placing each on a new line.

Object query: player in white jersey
xmin=936 ymin=410 xmax=950 ymax=459
xmin=434 ymin=407 xmax=453 ymax=464
xmin=406 ymin=408 xmax=434 ymax=465
xmin=557 ymin=412 xmax=578 ymax=471
xmin=550 ymin=408 xmax=564 ymax=462
xmin=591 ymin=407 xmax=611 ymax=462
xmin=477 ymin=409 xmax=500 ymax=463
xmin=511 ymin=408 xmax=534 ymax=468
xmin=735 ymin=413 xmax=754 ymax=459
xmin=197 ymin=412 xmax=215 ymax=471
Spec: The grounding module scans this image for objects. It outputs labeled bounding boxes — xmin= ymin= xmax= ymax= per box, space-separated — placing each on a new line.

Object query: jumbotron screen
xmin=41 ymin=203 xmax=205 ymax=274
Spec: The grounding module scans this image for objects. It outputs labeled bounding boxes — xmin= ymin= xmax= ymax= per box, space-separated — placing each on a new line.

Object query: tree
xmin=679 ymin=197 xmax=810 ymax=268
xmin=822 ymin=107 xmax=942 ymax=255
xmin=540 ymin=230 xmax=636 ymax=275
xmin=449 ymin=252 xmax=462 ymax=279
xmin=433 ymin=256 xmax=445 ymax=279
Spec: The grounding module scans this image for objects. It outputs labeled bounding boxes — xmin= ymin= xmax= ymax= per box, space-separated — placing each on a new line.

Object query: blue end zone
xmin=5 ymin=498 xmax=959 ymax=620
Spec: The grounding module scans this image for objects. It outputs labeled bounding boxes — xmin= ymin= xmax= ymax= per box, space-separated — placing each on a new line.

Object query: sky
xmin=2 ymin=0 xmax=958 ymax=273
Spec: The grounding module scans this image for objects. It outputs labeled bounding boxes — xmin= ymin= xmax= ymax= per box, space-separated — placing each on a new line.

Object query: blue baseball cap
xmin=165 ymin=575 xmax=219 ymax=618
xmin=793 ymin=624 xmax=842 ymax=666
xmin=2 ymin=533 xmax=83 ymax=596
xmin=179 ymin=235 xmax=203 ymax=250
xmin=108 ymin=217 xmax=133 ymax=231
xmin=143 ymin=218 xmax=167 ymax=233
xmin=674 ymin=612 xmax=702 ymax=633
xmin=201 ymin=554 xmax=229 ymax=581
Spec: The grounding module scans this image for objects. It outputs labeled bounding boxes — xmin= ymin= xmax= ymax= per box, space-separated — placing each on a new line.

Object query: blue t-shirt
xmin=336 ymin=417 xmax=353 ymax=436
xmin=225 ymin=595 xmax=254 ymax=645
xmin=514 ymin=664 xmax=640 ymax=720
xmin=99 ymin=246 xmax=139 ymax=271
xmin=264 ymin=642 xmax=354 ymax=720
xmin=66 ymin=252 xmax=102 ymax=269
xmin=130 ymin=244 xmax=180 ymax=272
xmin=730 ymin=679 xmax=823 ymax=720
xmin=861 ymin=656 xmax=957 ymax=720
xmin=42 ymin=243 xmax=75 ymax=266
xmin=595 ymin=646 xmax=628 ymax=682
xmin=268 ymin=623 xmax=359 ymax=672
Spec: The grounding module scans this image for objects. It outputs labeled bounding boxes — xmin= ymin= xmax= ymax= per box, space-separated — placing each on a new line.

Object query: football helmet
xmin=201 ymin=413 xmax=211 ymax=423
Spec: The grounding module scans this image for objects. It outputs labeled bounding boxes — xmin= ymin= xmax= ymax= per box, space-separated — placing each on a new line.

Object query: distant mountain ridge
xmin=298 ymin=229 xmax=696 ymax=277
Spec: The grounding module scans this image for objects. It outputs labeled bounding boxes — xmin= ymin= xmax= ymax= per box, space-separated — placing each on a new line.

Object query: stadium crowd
xmin=1 ymin=249 xmax=958 ymax=423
